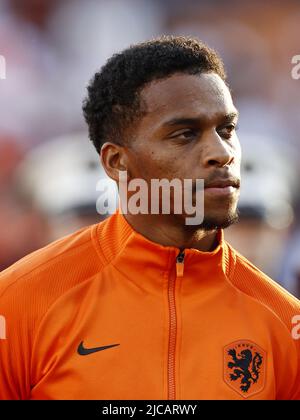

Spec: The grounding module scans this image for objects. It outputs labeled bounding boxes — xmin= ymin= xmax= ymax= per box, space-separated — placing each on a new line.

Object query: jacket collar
xmin=92 ymin=210 xmax=232 ymax=287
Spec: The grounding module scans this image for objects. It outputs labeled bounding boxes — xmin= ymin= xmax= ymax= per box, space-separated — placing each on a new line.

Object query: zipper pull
xmin=176 ymin=250 xmax=185 ymax=277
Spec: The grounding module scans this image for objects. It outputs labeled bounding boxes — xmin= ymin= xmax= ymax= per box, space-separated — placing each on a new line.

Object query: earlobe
xmin=100 ymin=142 xmax=129 ymax=182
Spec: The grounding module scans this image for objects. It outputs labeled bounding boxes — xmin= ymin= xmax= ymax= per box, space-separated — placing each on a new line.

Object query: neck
xmin=123 ymin=213 xmax=219 ymax=252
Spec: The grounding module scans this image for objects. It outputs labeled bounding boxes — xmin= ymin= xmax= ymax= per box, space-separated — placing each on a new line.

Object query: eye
xmin=169 ymin=129 xmax=198 ymax=141
xmin=218 ymin=123 xmax=238 ymax=139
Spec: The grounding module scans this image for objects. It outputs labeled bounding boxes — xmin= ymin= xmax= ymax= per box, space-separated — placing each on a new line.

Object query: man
xmin=1 ymin=36 xmax=300 ymax=400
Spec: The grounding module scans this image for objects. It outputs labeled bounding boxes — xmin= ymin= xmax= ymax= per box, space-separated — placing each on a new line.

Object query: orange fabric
xmin=0 ymin=211 xmax=300 ymax=400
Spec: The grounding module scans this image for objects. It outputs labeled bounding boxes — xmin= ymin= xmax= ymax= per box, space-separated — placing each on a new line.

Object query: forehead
xmin=139 ymin=73 xmax=236 ymax=129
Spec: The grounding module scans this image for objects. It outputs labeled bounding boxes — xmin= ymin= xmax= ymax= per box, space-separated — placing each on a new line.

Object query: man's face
xmin=124 ymin=72 xmax=241 ymax=229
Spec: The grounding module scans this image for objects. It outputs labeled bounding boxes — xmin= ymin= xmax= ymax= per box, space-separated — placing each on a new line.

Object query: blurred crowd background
xmin=0 ymin=0 xmax=300 ymax=296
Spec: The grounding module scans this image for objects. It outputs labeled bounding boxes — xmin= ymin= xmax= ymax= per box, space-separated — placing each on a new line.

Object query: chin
xmin=199 ymin=210 xmax=239 ymax=231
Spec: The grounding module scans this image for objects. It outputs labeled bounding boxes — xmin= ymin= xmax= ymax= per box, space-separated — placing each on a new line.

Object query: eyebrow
xmin=161 ymin=111 xmax=239 ymax=128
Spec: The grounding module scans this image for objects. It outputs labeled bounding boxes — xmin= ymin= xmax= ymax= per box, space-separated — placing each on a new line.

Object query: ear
xmin=100 ymin=142 xmax=130 ymax=182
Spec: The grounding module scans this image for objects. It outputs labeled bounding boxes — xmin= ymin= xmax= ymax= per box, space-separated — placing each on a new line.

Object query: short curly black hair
xmin=83 ymin=35 xmax=226 ymax=153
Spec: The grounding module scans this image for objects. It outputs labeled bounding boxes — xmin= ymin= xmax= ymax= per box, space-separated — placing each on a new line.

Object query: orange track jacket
xmin=0 ymin=211 xmax=300 ymax=400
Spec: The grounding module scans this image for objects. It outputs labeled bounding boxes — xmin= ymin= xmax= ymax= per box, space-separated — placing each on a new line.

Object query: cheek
xmin=234 ymin=135 xmax=242 ymax=158
xmin=231 ymin=138 xmax=242 ymax=171
xmin=132 ymin=147 xmax=182 ymax=179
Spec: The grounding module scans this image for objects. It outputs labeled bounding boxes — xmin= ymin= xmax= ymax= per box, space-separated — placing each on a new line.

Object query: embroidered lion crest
xmin=224 ymin=341 xmax=266 ymax=398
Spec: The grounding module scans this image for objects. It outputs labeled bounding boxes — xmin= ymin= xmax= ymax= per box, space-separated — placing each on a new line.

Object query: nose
xmin=202 ymin=131 xmax=235 ymax=168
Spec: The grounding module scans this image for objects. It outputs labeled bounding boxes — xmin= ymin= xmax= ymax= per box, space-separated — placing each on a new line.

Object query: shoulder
xmin=226 ymin=242 xmax=300 ymax=328
xmin=0 ymin=223 xmax=103 ymax=323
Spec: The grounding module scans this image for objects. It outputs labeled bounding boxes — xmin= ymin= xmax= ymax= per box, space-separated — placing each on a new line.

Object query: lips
xmin=205 ymin=178 xmax=240 ymax=189
xmin=203 ymin=178 xmax=240 ymax=197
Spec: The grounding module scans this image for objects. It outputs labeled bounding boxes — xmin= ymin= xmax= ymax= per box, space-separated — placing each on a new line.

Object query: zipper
xmin=167 ymin=250 xmax=185 ymax=400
